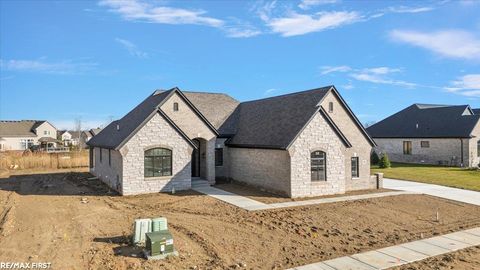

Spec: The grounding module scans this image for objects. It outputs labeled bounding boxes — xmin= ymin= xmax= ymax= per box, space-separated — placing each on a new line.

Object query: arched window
xmin=144 ymin=148 xmax=172 ymax=177
xmin=311 ymin=150 xmax=326 ymax=181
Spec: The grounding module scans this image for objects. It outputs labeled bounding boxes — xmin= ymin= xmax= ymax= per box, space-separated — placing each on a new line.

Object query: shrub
xmin=371 ymin=151 xmax=380 ymax=165
xmin=379 ymin=153 xmax=391 ymax=168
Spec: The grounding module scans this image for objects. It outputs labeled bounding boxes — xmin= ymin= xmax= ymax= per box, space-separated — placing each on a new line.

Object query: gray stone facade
xmin=228 ymin=147 xmax=291 ymax=196
xmin=373 ymin=138 xmax=479 ymax=167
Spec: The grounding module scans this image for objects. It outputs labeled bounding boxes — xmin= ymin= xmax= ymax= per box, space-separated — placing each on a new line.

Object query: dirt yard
xmin=215 ymin=182 xmax=393 ymax=204
xmin=1 ymin=170 xmax=480 ymax=270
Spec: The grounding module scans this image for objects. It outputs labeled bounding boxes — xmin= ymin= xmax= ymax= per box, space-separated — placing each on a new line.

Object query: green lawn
xmin=371 ymin=162 xmax=480 ymax=191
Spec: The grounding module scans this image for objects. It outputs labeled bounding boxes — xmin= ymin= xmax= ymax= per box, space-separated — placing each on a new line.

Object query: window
xmin=20 ymin=139 xmax=34 ymax=150
xmin=311 ymin=151 xmax=326 ymax=181
xmin=215 ymin=148 xmax=223 ymax=166
xmin=403 ymin=141 xmax=412 ymax=155
xmin=351 ymin=157 xmax=359 ymax=178
xmin=99 ymin=148 xmax=102 ymax=163
xmin=173 ymin=102 xmax=179 ymax=111
xmin=44 ymin=131 xmax=48 ymax=135
xmin=108 ymin=149 xmax=111 ymax=167
xmin=421 ymin=141 xmax=430 ymax=148
xmin=144 ymin=148 xmax=172 ymax=177
xmin=477 ymin=140 xmax=480 ymax=157
xmin=328 ymin=102 xmax=334 ymax=113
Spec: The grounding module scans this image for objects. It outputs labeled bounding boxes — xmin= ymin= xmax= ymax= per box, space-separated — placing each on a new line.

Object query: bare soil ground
xmin=393 ymin=246 xmax=480 ymax=270
xmin=215 ymin=182 xmax=393 ymax=204
xmin=1 ymin=170 xmax=480 ymax=270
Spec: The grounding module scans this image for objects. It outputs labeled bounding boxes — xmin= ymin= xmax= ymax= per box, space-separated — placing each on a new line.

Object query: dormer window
xmin=173 ymin=102 xmax=179 ymax=111
xmin=328 ymin=102 xmax=334 ymax=113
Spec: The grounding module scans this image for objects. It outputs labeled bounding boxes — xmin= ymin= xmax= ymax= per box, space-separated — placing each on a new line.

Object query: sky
xmin=1 ymin=0 xmax=479 ymax=130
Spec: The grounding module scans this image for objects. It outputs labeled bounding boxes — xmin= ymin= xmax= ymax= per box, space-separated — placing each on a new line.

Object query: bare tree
xmin=74 ymin=117 xmax=82 ymax=151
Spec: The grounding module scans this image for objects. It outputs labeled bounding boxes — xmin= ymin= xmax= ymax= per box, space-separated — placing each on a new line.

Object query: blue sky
xmin=1 ymin=0 xmax=479 ymax=130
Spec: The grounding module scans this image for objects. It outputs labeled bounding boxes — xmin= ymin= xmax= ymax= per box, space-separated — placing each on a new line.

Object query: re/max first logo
xmin=0 ymin=262 xmax=52 ymax=269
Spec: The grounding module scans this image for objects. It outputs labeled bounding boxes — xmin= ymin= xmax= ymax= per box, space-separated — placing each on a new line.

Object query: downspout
xmin=460 ymin=138 xmax=464 ymax=167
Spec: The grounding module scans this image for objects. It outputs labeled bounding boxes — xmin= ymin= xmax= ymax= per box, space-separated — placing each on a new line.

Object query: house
xmin=57 ymin=130 xmax=82 ymax=147
xmin=80 ymin=128 xmax=102 ymax=148
xmin=87 ymin=86 xmax=377 ymax=197
xmin=0 ymin=120 xmax=58 ymax=151
xmin=367 ymin=104 xmax=480 ymax=167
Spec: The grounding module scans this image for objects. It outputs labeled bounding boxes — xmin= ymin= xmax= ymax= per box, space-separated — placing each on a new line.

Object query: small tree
xmin=379 ymin=153 xmax=391 ymax=168
xmin=371 ymin=151 xmax=380 ymax=165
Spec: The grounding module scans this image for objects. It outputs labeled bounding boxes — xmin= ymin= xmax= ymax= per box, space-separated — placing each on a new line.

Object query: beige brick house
xmin=87 ymin=86 xmax=377 ymax=197
xmin=368 ymin=104 xmax=480 ymax=168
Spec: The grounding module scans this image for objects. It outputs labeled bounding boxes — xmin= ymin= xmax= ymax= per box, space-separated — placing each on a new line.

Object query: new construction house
xmin=87 ymin=86 xmax=377 ymax=197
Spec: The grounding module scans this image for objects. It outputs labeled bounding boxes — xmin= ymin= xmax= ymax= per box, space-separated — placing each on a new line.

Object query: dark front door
xmin=191 ymin=139 xmax=200 ymax=177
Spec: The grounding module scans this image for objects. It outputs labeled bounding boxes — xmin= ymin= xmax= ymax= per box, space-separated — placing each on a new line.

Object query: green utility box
xmin=146 ymin=231 xmax=174 ymax=256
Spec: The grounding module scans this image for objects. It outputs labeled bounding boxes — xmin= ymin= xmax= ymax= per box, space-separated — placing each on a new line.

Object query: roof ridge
xmin=240 ymin=85 xmax=333 ymax=104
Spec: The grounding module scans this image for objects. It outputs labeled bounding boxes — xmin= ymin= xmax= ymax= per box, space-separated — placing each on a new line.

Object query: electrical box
xmin=146 ymin=231 xmax=174 ymax=256
xmin=133 ymin=218 xmax=152 ymax=245
xmin=152 ymin=217 xmax=168 ymax=232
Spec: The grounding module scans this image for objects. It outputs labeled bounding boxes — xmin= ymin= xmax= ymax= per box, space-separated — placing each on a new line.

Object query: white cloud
xmin=298 ymin=0 xmax=338 ymax=10
xmin=115 ymin=38 xmax=148 ymax=58
xmin=0 ymin=58 xmax=97 ymax=74
xmin=99 ymin=0 xmax=224 ymax=27
xmin=321 ymin=65 xmax=416 ymax=87
xmin=264 ymin=88 xmax=277 ymax=95
xmin=266 ymin=11 xmax=362 ymax=37
xmin=320 ymin=65 xmax=351 ymax=75
xmin=445 ymin=74 xmax=480 ymax=97
xmin=390 ymin=29 xmax=480 ymax=60
xmin=387 ymin=6 xmax=434 ymax=13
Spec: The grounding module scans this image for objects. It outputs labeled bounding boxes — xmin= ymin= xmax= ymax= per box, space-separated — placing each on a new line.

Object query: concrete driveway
xmin=384 ymin=178 xmax=480 ymax=206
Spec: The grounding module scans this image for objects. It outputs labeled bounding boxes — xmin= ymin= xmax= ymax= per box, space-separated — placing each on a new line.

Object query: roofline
xmin=324 ymin=86 xmax=377 ymax=147
xmin=372 ymin=136 xmax=474 ymax=139
xmin=240 ymin=85 xmax=333 ymax=104
xmin=160 ymin=87 xmax=220 ymax=136
xmin=225 ymin=143 xmax=286 ymax=150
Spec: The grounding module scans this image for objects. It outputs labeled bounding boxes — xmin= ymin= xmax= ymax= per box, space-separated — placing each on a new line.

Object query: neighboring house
xmin=87 ymin=86 xmax=376 ymax=197
xmin=58 ymin=130 xmax=81 ymax=146
xmin=367 ymin=104 xmax=480 ymax=167
xmin=80 ymin=128 xmax=102 ymax=148
xmin=0 ymin=120 xmax=58 ymax=151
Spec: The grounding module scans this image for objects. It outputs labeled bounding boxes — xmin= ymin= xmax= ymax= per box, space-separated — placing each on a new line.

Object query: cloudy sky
xmin=1 ymin=0 xmax=479 ymax=129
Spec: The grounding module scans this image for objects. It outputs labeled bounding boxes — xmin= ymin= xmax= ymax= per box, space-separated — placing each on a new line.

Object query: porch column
xmin=205 ymin=138 xmax=216 ymax=184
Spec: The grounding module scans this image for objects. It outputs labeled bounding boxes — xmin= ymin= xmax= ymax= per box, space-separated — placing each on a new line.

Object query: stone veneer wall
xmin=160 ymin=92 xmax=216 ymax=183
xmin=374 ymin=138 xmax=469 ymax=166
xmin=91 ymin=147 xmax=123 ymax=192
xmin=288 ymin=112 xmax=346 ymax=198
xmin=228 ymin=147 xmax=291 ymax=196
xmin=119 ymin=113 xmax=193 ymax=195
xmin=467 ymin=121 xmax=480 ymax=168
xmin=320 ymin=91 xmax=373 ymax=191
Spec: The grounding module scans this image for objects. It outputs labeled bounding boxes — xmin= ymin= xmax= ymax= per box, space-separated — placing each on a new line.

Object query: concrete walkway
xmin=289 ymin=227 xmax=480 ymax=270
xmin=384 ymin=178 xmax=480 ymax=206
xmin=192 ymin=181 xmax=416 ymax=211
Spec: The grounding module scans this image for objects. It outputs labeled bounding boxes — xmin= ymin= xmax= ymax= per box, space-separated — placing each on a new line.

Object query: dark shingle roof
xmin=473 ymin=108 xmax=480 ymax=115
xmin=0 ymin=120 xmax=44 ymax=137
xmin=222 ymin=87 xmax=332 ymax=149
xmin=183 ymin=91 xmax=239 ymax=129
xmin=88 ymin=85 xmax=374 ymax=150
xmin=367 ymin=104 xmax=480 ymax=138
xmin=87 ymin=90 xmax=173 ymax=149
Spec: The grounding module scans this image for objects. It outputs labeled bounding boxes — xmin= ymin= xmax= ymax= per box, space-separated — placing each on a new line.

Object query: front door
xmin=191 ymin=139 xmax=200 ymax=177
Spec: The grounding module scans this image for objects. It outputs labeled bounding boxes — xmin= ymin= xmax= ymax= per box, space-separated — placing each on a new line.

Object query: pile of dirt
xmin=0 ymin=171 xmax=479 ymax=269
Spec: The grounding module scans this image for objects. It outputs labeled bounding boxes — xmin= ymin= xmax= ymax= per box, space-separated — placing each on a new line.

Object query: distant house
xmin=367 ymin=104 xmax=480 ymax=167
xmin=57 ymin=130 xmax=82 ymax=146
xmin=0 ymin=120 xmax=58 ymax=151
xmin=79 ymin=128 xmax=102 ymax=149
xmin=87 ymin=86 xmax=376 ymax=197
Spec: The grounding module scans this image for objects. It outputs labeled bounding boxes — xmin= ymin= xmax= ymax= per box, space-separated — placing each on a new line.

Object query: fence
xmin=0 ymin=151 xmax=89 ymax=170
